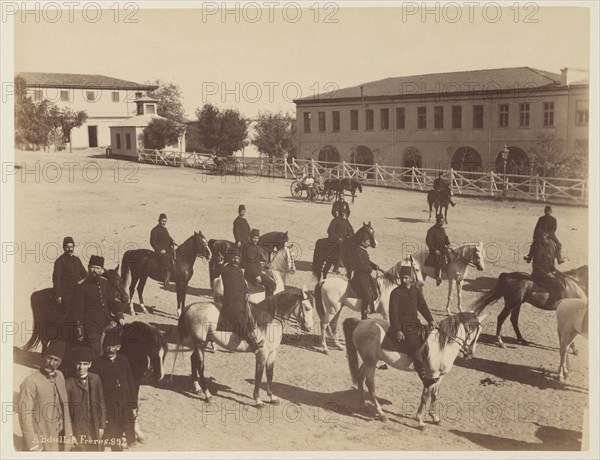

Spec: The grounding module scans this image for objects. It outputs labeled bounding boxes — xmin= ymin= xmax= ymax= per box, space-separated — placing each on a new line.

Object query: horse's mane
xmin=436 ymin=312 xmax=480 ymax=350
xmin=385 ymin=259 xmax=413 ymax=282
xmin=250 ymin=288 xmax=302 ymax=325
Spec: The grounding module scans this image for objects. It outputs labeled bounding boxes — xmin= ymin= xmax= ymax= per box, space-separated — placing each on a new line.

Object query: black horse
xmin=258 ymin=231 xmax=289 ymax=261
xmin=427 ymin=185 xmax=453 ymax=223
xmin=323 ymin=178 xmax=363 ymax=203
xmin=208 ymin=238 xmax=272 ymax=287
xmin=22 ymin=266 xmax=129 ymax=353
xmin=121 ymin=231 xmax=212 ymax=317
xmin=312 ymin=222 xmax=377 ymax=281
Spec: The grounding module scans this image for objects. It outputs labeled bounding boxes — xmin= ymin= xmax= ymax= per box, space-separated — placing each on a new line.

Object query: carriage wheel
xmin=290 ymin=181 xmax=303 ymax=198
xmin=325 ymin=190 xmax=336 ymax=202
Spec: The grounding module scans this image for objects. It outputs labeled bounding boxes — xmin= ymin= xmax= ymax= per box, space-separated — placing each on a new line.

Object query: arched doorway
xmin=350 ymin=145 xmax=374 ymax=178
xmin=495 ymin=146 xmax=530 ymax=176
xmin=402 ymin=147 xmax=422 ymax=169
xmin=318 ymin=145 xmax=341 ymax=166
xmin=451 ymin=146 xmax=482 ymax=173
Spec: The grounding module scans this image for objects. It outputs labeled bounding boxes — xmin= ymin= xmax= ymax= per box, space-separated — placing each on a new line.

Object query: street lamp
xmin=501 ymin=144 xmax=509 ymax=200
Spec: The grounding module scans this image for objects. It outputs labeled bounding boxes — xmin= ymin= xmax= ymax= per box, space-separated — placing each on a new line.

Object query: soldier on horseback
xmin=524 ymin=205 xmax=565 ymax=264
xmin=241 ymin=229 xmax=277 ymax=298
xmin=326 ymin=207 xmax=354 ymax=276
xmin=349 ymin=233 xmax=380 ymax=320
xmin=433 ymin=172 xmax=456 ymax=207
xmin=388 ymin=265 xmax=436 ymax=382
xmin=526 ymin=228 xmax=564 ymax=307
xmin=150 ymin=213 xmax=175 ymax=287
xmin=331 ymin=194 xmax=351 ymax=219
xmin=426 ymin=214 xmax=451 ymax=286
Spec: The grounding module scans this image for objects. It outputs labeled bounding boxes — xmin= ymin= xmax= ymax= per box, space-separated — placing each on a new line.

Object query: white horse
xmin=413 ymin=242 xmax=484 ymax=314
xmin=212 ymin=245 xmax=295 ymax=304
xmin=556 ymin=298 xmax=588 ymax=382
xmin=313 ymin=256 xmax=424 ymax=354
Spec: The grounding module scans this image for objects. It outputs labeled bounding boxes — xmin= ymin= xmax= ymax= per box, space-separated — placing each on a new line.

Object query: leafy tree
xmin=251 ymin=112 xmax=296 ymax=158
xmin=528 ymin=134 xmax=564 ymax=177
xmin=146 ymin=80 xmax=187 ymax=123
xmin=55 ymin=107 xmax=88 ymax=152
xmin=195 ymin=103 xmax=248 ymax=156
xmin=143 ymin=118 xmax=182 ymax=150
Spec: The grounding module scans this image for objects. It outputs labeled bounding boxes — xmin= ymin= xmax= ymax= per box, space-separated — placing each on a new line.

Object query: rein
xmin=438 ymin=323 xmax=481 ymax=357
xmin=450 ymin=246 xmax=479 ymax=268
xmin=272 ymin=294 xmax=307 ymax=328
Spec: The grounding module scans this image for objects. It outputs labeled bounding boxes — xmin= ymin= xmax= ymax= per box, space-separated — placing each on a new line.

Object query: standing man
xmin=241 ymin=229 xmax=276 ymax=298
xmin=388 ymin=266 xmax=436 ymax=382
xmin=65 ymin=347 xmax=105 ymax=451
xmin=233 ymin=204 xmax=251 ymax=249
xmin=426 ymin=214 xmax=451 ymax=286
xmin=53 ymin=236 xmax=87 ymax=315
xmin=331 ymin=194 xmax=351 ymax=219
xmin=350 ymin=234 xmax=380 ymax=320
xmin=19 ymin=341 xmax=73 ymax=452
xmin=90 ymin=326 xmax=137 ymax=451
xmin=150 ymin=213 xmax=175 ymax=287
xmin=71 ymin=255 xmax=125 ymax=359
xmin=524 ymin=205 xmax=564 ymax=264
xmin=217 ymin=250 xmax=263 ymax=352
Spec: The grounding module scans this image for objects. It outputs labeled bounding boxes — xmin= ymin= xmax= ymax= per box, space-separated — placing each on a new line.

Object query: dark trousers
xmin=103 ymin=402 xmax=136 ymax=450
xmin=156 ymin=251 xmax=171 ymax=281
xmin=429 ymin=251 xmax=446 ymax=278
xmin=259 ymin=272 xmax=277 ymax=297
xmin=532 ymin=267 xmax=563 ymax=305
xmin=351 ymin=273 xmax=374 ymax=319
xmin=527 ymin=235 xmax=562 ymax=260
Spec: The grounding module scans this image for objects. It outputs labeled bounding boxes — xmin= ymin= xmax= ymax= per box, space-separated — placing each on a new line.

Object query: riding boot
xmin=245 ymin=328 xmax=264 ymax=352
xmin=361 ymin=310 xmax=368 ymax=320
xmin=164 ymin=269 xmax=170 ymax=288
xmin=435 ymin=268 xmax=442 ymax=286
xmin=412 ymin=353 xmax=429 ymax=383
xmin=450 ymin=200 xmax=456 ymax=207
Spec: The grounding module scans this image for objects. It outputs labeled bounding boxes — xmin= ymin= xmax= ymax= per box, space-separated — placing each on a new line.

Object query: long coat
xmin=425 ymin=225 xmax=450 ymax=253
xmin=65 ymin=373 xmax=105 ymax=450
xmin=216 ymin=263 xmax=250 ymax=333
xmin=534 ymin=215 xmax=558 ymax=238
xmin=240 ymin=242 xmax=265 ymax=281
xmin=150 ymin=224 xmax=173 ymax=252
xmin=389 ymin=284 xmax=434 ymax=353
xmin=19 ymin=369 xmax=73 ymax=452
xmin=53 ymin=253 xmax=87 ymax=313
xmin=233 ymin=216 xmax=251 ymax=246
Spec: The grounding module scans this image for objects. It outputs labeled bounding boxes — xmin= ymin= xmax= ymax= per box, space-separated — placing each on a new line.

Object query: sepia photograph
xmin=1 ymin=1 xmax=598 ymax=457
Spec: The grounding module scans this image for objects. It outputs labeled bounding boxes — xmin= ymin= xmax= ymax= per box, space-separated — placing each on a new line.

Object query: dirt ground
xmin=10 ymin=148 xmax=589 ymax=452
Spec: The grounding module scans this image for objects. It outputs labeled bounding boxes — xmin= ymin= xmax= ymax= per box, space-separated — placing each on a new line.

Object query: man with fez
xmin=71 ymin=255 xmax=125 ymax=359
xmin=233 ymin=204 xmax=251 ymax=248
xmin=19 ymin=341 xmax=73 ymax=452
xmin=241 ymin=229 xmax=277 ymax=298
xmin=90 ymin=326 xmax=137 ymax=450
xmin=53 ymin=236 xmax=87 ymax=316
xmin=150 ymin=212 xmax=175 ymax=287
xmin=65 ymin=346 xmax=105 ymax=451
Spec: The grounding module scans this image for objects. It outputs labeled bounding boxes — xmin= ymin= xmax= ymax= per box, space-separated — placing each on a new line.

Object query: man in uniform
xmin=233 ymin=205 xmax=251 ymax=249
xmin=150 ymin=213 xmax=175 ymax=287
xmin=350 ymin=233 xmax=380 ymax=320
xmin=326 ymin=209 xmax=354 ymax=276
xmin=217 ymin=250 xmax=263 ymax=352
xmin=433 ymin=172 xmax=456 ymax=207
xmin=524 ymin=205 xmax=564 ymax=264
xmin=388 ymin=266 xmax=436 ymax=382
xmin=71 ymin=255 xmax=125 ymax=359
xmin=426 ymin=214 xmax=451 ymax=286
xmin=53 ymin=236 xmax=87 ymax=315
xmin=331 ymin=194 xmax=351 ymax=219
xmin=241 ymin=229 xmax=277 ymax=298
xmin=527 ymin=229 xmax=564 ymax=307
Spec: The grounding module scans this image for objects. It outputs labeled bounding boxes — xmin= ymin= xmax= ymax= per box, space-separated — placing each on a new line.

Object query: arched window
xmin=318 ymin=145 xmax=341 ymax=165
xmin=402 ymin=147 xmax=422 ymax=168
xmin=451 ymin=146 xmax=482 ymax=172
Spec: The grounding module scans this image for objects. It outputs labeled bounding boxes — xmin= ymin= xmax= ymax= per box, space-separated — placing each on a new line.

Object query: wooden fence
xmin=137 ymin=149 xmax=588 ymax=206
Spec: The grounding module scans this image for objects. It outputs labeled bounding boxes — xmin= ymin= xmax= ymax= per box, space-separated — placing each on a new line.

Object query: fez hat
xmin=159 ymin=213 xmax=167 ymax=220
xmin=89 ymin=255 xmax=104 ymax=268
xmin=44 ymin=341 xmax=66 ymax=359
xmin=63 ymin=236 xmax=74 ymax=246
xmin=103 ymin=325 xmax=121 ymax=347
xmin=226 ymin=247 xmax=240 ymax=260
xmin=250 ymin=229 xmax=260 ymax=238
xmin=436 ymin=214 xmax=444 ymax=223
xmin=71 ymin=346 xmax=93 ymax=363
xmin=399 ymin=265 xmax=412 ymax=277
xmin=544 ymin=205 xmax=552 ymax=212
xmin=238 ymin=204 xmax=246 ymax=212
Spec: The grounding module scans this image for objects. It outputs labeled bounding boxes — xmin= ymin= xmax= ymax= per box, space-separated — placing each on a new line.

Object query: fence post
xmin=375 ymin=163 xmax=379 ymax=186
xmin=490 ymin=171 xmax=494 ymax=197
xmin=535 ymin=174 xmax=539 ymax=200
xmin=284 ymin=157 xmax=288 ymax=179
xmin=449 ymin=168 xmax=455 ymax=192
xmin=342 ymin=161 xmax=346 ymax=178
xmin=411 ymin=167 xmax=415 ymax=189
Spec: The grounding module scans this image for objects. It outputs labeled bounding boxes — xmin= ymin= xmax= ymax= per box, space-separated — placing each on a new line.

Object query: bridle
xmin=439 ymin=322 xmax=482 ymax=358
xmin=449 ymin=245 xmax=481 ymax=269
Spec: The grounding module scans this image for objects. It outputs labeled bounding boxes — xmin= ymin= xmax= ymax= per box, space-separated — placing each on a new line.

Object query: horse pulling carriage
xmin=290 ymin=177 xmax=336 ymax=201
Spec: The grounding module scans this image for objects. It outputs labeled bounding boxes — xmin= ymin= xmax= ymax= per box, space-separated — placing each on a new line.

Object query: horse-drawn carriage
xmin=290 ymin=177 xmax=337 ymax=201
xmin=209 ymin=155 xmax=245 ymax=175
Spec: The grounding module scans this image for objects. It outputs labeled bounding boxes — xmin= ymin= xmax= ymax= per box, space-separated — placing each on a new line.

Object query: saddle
xmin=347 ymin=276 xmax=380 ymax=302
xmin=216 ymin=301 xmax=257 ymax=333
xmin=381 ymin=325 xmax=430 ymax=356
xmin=424 ymin=252 xmax=448 ymax=268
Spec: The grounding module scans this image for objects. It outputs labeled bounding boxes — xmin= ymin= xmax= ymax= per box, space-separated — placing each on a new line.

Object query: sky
xmin=12 ymin=2 xmax=593 ymax=120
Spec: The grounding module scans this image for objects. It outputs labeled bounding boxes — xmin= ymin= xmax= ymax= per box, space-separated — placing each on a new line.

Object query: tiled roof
xmin=295 ymin=67 xmax=565 ymax=103
xmin=16 ymin=72 xmax=158 ymax=91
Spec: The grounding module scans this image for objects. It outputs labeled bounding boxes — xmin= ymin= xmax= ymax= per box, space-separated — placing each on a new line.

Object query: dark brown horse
xmin=258 ymin=231 xmax=289 ymax=261
xmin=121 ymin=231 xmax=212 ymax=317
xmin=22 ymin=266 xmax=129 ymax=353
xmin=472 ymin=265 xmax=588 ymax=348
xmin=427 ymin=185 xmax=453 ymax=223
xmin=323 ymin=178 xmax=363 ymax=203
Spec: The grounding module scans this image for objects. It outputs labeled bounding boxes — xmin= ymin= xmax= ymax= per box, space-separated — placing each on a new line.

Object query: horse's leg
xmin=495 ymin=300 xmax=514 ymax=348
xmin=129 ymin=274 xmax=138 ymax=315
xmin=265 ymin=350 xmax=280 ymax=405
xmin=253 ymin=350 xmax=267 ymax=407
xmin=570 ymin=342 xmax=578 ymax=356
xmin=559 ymin=330 xmax=578 ymax=382
xmin=456 ymin=279 xmax=464 ymax=312
xmin=445 ymin=278 xmax=454 ymax=315
xmin=320 ymin=321 xmax=330 ymax=354
xmin=510 ymin=304 xmax=528 ymax=345
xmin=444 ymin=205 xmax=448 ymax=224
xmin=191 ymin=345 xmax=211 ymax=401
xmin=364 ymin=363 xmax=386 ymax=421
xmin=416 ymin=384 xmax=432 ymax=430
xmin=428 ymin=381 xmax=441 ymax=425
xmin=330 ymin=308 xmax=344 ymax=350
xmin=357 ymin=363 xmax=366 ymax=408
xmin=137 ymin=276 xmax=149 ymax=314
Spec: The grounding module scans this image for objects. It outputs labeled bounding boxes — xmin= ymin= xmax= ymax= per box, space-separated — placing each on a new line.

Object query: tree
xmin=195 ymin=104 xmax=248 ymax=156
xmin=251 ymin=112 xmax=296 ymax=158
xmin=528 ymin=134 xmax=564 ymax=177
xmin=143 ymin=118 xmax=182 ymax=150
xmin=55 ymin=107 xmax=88 ymax=152
xmin=146 ymin=80 xmax=187 ymax=123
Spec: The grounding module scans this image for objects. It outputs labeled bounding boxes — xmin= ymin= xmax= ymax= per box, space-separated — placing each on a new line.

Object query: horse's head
xmin=359 ymin=221 xmax=377 ymax=248
xmin=271 ymin=244 xmax=295 ymax=274
xmin=295 ymin=286 xmax=314 ymax=333
xmin=436 ymin=312 xmax=483 ymax=359
xmin=194 ymin=231 xmax=212 ymax=260
xmin=408 ymin=255 xmax=425 ymax=287
xmin=471 ymin=242 xmax=484 ymax=271
xmin=353 ymin=180 xmax=363 ymax=194
xmin=103 ymin=265 xmax=129 ymax=304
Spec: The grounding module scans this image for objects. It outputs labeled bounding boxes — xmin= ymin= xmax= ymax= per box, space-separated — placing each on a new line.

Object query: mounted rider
xmin=433 ymin=172 xmax=456 ymax=207
xmin=326 ymin=208 xmax=354 ymax=275
xmin=331 ymin=193 xmax=351 ymax=219
xmin=524 ymin=205 xmax=564 ymax=264
xmin=349 ymin=232 xmax=380 ymax=320
xmin=233 ymin=204 xmax=251 ymax=248
xmin=388 ymin=265 xmax=436 ymax=383
xmin=527 ymin=228 xmax=564 ymax=307
xmin=425 ymin=214 xmax=451 ymax=286
xmin=241 ymin=229 xmax=277 ymax=298
xmin=150 ymin=213 xmax=175 ymax=287
xmin=53 ymin=236 xmax=87 ymax=316
xmin=217 ymin=250 xmax=264 ymax=352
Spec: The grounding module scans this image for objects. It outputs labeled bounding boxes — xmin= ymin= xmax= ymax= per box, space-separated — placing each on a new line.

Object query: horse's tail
xmin=121 ymin=250 xmax=133 ymax=289
xmin=22 ymin=291 xmax=44 ymax=351
xmin=312 ymin=240 xmax=323 ymax=278
xmin=343 ymin=318 xmax=361 ymax=386
xmin=314 ymin=281 xmax=325 ymax=321
xmin=472 ymin=273 xmax=507 ymax=315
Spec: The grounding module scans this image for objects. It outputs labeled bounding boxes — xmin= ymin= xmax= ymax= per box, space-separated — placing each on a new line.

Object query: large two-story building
xmin=294 ymin=67 xmax=589 ymax=173
xmin=17 ymin=72 xmax=158 ymax=149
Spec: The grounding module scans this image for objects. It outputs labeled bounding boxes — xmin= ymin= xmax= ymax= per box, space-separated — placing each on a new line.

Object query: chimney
xmin=560 ymin=68 xmax=568 ymax=85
